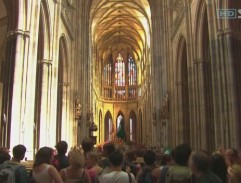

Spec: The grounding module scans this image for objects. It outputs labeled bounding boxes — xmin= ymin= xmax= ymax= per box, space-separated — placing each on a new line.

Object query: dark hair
xmin=211 ymin=153 xmax=227 ymax=183
xmin=12 ymin=144 xmax=26 ymax=160
xmin=55 ymin=141 xmax=68 ymax=155
xmin=191 ymin=151 xmax=210 ymax=173
xmin=109 ymin=151 xmax=123 ymax=167
xmin=0 ymin=151 xmax=11 ymax=164
xmin=143 ymin=150 xmax=156 ymax=166
xmin=126 ymin=150 xmax=137 ymax=162
xmin=82 ymin=138 xmax=94 ymax=153
xmin=103 ymin=143 xmax=115 ymax=156
xmin=172 ymin=144 xmax=191 ymax=166
xmin=33 ymin=147 xmax=53 ymax=167
xmin=228 ymin=148 xmax=239 ymax=157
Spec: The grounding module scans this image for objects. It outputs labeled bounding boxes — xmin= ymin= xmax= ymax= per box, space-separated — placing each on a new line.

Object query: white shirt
xmin=101 ymin=171 xmax=136 ymax=183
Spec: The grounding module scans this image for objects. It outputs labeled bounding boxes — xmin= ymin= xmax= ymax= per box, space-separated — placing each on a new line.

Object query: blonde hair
xmin=68 ymin=146 xmax=85 ymax=169
xmin=86 ymin=151 xmax=100 ymax=164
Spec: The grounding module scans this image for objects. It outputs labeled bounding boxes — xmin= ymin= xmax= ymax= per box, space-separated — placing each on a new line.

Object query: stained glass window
xmin=104 ymin=62 xmax=112 ymax=86
xmin=102 ymin=53 xmax=138 ymax=100
xmin=103 ymin=60 xmax=112 ymax=98
xmin=128 ymin=56 xmax=137 ymax=86
xmin=115 ymin=53 xmax=125 ymax=86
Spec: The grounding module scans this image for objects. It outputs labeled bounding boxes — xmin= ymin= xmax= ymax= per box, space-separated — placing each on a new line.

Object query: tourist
xmin=189 ymin=151 xmax=222 ymax=183
xmin=160 ymin=149 xmax=174 ymax=166
xmin=85 ymin=151 xmax=103 ymax=183
xmin=136 ymin=150 xmax=160 ymax=183
xmin=100 ymin=142 xmax=115 ymax=168
xmin=60 ymin=146 xmax=91 ymax=183
xmin=122 ymin=150 xmax=139 ymax=177
xmin=101 ymin=150 xmax=136 ymax=183
xmin=159 ymin=143 xmax=192 ymax=183
xmin=97 ymin=143 xmax=115 ymax=182
xmin=32 ymin=147 xmax=63 ymax=183
xmin=82 ymin=138 xmax=94 ymax=157
xmin=225 ymin=148 xmax=241 ymax=183
xmin=0 ymin=144 xmax=29 ymax=183
xmin=0 ymin=147 xmax=10 ymax=164
xmin=210 ymin=153 xmax=228 ymax=183
xmin=52 ymin=141 xmax=69 ymax=171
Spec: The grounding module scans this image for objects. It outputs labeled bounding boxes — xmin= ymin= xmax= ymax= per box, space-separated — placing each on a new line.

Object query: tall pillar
xmin=60 ymin=82 xmax=70 ymax=141
xmin=196 ymin=59 xmax=208 ymax=149
xmin=222 ymin=28 xmax=240 ymax=148
xmin=38 ymin=59 xmax=52 ymax=147
xmin=176 ymin=81 xmax=184 ymax=144
xmin=4 ymin=29 xmax=30 ymax=149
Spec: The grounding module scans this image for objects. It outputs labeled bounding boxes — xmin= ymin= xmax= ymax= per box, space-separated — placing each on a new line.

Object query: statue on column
xmin=75 ymin=96 xmax=82 ymax=120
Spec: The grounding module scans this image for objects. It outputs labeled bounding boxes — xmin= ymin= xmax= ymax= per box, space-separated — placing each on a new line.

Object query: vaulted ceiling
xmin=90 ymin=0 xmax=151 ymax=62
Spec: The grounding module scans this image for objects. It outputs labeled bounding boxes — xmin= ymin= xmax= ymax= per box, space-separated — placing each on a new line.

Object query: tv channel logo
xmin=217 ymin=9 xmax=241 ymax=19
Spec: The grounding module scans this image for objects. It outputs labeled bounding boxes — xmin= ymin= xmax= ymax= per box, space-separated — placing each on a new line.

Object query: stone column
xmin=176 ymin=81 xmax=183 ymax=144
xmin=60 ymin=82 xmax=70 ymax=141
xmin=196 ymin=59 xmax=208 ymax=149
xmin=3 ymin=29 xmax=30 ymax=149
xmin=222 ymin=28 xmax=240 ymax=148
xmin=38 ymin=59 xmax=52 ymax=147
xmin=192 ymin=61 xmax=200 ymax=149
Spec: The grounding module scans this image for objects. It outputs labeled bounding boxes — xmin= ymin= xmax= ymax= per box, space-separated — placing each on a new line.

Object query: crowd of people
xmin=0 ymin=140 xmax=241 ymax=183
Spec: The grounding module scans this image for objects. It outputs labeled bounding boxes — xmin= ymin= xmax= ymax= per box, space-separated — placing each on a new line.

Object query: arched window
xmin=115 ymin=53 xmax=125 ymax=86
xmin=128 ymin=56 xmax=137 ymax=86
xmin=129 ymin=111 xmax=136 ymax=141
xmin=104 ymin=111 xmax=113 ymax=141
xmin=102 ymin=53 xmax=137 ymax=100
xmin=128 ymin=55 xmax=137 ymax=99
xmin=117 ymin=113 xmax=124 ymax=129
xmin=103 ymin=58 xmax=112 ymax=98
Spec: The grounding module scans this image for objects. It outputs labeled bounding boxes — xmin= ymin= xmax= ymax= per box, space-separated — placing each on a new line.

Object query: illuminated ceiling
xmin=90 ymin=0 xmax=151 ymax=62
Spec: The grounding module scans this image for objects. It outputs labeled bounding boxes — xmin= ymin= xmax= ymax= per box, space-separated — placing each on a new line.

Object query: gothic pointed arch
xmin=34 ymin=0 xmax=51 ymax=150
xmin=116 ymin=110 xmax=125 ymax=129
xmin=195 ymin=0 xmax=214 ymax=150
xmin=104 ymin=111 xmax=113 ymax=141
xmin=176 ymin=35 xmax=190 ymax=144
xmin=56 ymin=35 xmax=69 ymax=142
xmin=129 ymin=110 xmax=137 ymax=142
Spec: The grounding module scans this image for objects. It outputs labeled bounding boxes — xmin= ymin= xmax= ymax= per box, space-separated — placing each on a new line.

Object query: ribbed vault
xmin=90 ymin=0 xmax=151 ymax=62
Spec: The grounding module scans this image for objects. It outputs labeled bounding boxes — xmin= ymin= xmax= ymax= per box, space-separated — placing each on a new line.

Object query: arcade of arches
xmin=0 ymin=0 xmax=240 ymax=159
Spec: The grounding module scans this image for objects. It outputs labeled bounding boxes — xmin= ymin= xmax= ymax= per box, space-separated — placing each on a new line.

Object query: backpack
xmin=165 ymin=166 xmax=192 ymax=183
xmin=0 ymin=161 xmax=22 ymax=183
xmin=138 ymin=167 xmax=154 ymax=183
xmin=160 ymin=166 xmax=169 ymax=183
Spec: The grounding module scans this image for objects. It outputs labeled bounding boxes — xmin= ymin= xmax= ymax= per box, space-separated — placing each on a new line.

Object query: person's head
xmin=125 ymin=150 xmax=137 ymax=162
xmin=210 ymin=153 xmax=227 ymax=182
xmin=85 ymin=151 xmax=100 ymax=168
xmin=0 ymin=147 xmax=9 ymax=153
xmin=0 ymin=150 xmax=11 ymax=164
xmin=68 ymin=146 xmax=85 ymax=169
xmin=103 ymin=143 xmax=115 ymax=157
xmin=143 ymin=150 xmax=156 ymax=166
xmin=82 ymin=138 xmax=94 ymax=154
xmin=172 ymin=144 xmax=191 ymax=166
xmin=109 ymin=150 xmax=123 ymax=167
xmin=12 ymin=144 xmax=26 ymax=161
xmin=33 ymin=147 xmax=53 ymax=167
xmin=55 ymin=141 xmax=68 ymax=155
xmin=189 ymin=151 xmax=210 ymax=175
xmin=225 ymin=148 xmax=239 ymax=165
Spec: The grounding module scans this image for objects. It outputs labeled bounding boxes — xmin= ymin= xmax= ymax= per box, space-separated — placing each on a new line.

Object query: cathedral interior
xmin=0 ymin=0 xmax=241 ymax=159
